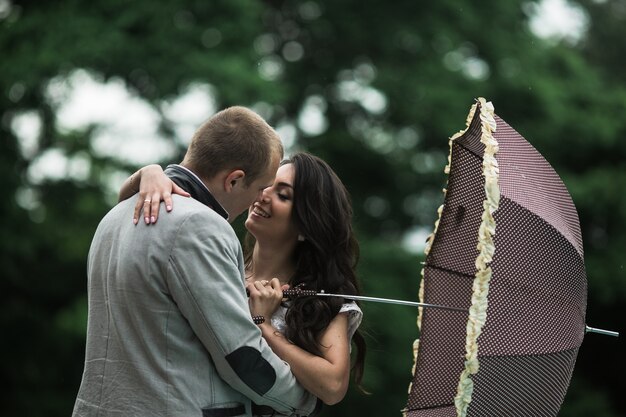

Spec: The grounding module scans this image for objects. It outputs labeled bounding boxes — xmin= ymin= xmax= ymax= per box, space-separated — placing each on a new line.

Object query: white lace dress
xmin=253 ymin=302 xmax=363 ymax=416
xmin=270 ymin=301 xmax=363 ymax=345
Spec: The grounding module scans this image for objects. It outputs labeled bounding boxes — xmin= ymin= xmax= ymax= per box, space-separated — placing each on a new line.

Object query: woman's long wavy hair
xmin=244 ymin=152 xmax=366 ymax=386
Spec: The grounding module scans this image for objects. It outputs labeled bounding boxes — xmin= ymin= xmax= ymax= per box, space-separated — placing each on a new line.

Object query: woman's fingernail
xmin=133 ymin=218 xmax=138 ymax=225
xmin=145 ymin=217 xmax=150 ymax=224
xmin=166 ymin=205 xmax=172 ymax=211
xmin=151 ymin=216 xmax=156 ymax=223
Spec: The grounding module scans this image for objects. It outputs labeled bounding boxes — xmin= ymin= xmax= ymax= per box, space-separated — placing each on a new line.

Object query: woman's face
xmin=245 ymin=163 xmax=300 ymax=245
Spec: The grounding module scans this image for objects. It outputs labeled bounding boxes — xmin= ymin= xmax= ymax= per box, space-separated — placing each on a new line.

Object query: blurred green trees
xmin=1 ymin=0 xmax=624 ymax=415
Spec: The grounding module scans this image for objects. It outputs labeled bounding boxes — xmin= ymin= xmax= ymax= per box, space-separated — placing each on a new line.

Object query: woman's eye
xmin=277 ymin=193 xmax=290 ymax=201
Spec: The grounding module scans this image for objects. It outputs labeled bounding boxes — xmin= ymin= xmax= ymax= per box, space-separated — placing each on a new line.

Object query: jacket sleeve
xmin=166 ymin=210 xmax=320 ymax=416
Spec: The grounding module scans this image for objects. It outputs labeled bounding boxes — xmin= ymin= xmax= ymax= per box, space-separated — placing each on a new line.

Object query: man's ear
xmin=223 ymin=169 xmax=246 ymax=192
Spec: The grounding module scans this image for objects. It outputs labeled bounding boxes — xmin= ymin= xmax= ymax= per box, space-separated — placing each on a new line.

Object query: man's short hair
xmin=183 ymin=106 xmax=283 ymax=185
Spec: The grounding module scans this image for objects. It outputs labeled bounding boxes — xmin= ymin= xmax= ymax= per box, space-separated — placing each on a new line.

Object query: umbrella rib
xmin=423 ymin=263 xmax=476 ymax=279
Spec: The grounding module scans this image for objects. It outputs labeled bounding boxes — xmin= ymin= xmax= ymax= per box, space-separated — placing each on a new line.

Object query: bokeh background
xmin=1 ymin=0 xmax=624 ymax=415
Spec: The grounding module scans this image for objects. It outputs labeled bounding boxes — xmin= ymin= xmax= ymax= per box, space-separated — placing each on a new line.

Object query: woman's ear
xmin=223 ymin=169 xmax=246 ymax=192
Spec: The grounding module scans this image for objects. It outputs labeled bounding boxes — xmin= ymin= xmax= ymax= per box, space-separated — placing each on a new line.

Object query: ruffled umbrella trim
xmin=406 ymin=98 xmax=499 ymax=417
xmin=453 ymin=98 xmax=499 ymax=416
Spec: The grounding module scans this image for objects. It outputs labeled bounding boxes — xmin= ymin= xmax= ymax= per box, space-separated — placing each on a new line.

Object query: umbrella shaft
xmin=585 ymin=325 xmax=619 ymax=337
xmin=315 ymin=293 xmax=467 ymax=312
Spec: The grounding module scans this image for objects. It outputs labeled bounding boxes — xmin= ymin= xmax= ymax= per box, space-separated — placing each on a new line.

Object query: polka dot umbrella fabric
xmin=405 ymin=99 xmax=587 ymax=417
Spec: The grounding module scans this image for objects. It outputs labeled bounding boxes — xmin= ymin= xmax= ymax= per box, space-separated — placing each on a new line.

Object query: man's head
xmin=182 ymin=106 xmax=283 ymax=221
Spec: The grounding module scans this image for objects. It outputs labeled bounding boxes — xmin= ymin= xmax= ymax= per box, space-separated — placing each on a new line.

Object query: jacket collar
xmin=164 ymin=164 xmax=229 ymax=221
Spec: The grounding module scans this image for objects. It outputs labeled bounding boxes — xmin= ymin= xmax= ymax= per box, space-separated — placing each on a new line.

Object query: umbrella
xmin=404 ymin=98 xmax=590 ymax=417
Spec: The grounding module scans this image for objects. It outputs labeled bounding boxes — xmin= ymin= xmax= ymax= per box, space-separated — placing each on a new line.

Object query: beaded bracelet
xmin=252 ymin=315 xmax=265 ymax=325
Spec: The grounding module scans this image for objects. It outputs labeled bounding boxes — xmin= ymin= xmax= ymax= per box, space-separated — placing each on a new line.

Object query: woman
xmin=119 ymin=152 xmax=366 ymax=407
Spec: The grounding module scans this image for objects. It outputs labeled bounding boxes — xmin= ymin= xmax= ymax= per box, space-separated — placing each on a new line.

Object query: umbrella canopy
xmin=405 ymin=98 xmax=587 ymax=417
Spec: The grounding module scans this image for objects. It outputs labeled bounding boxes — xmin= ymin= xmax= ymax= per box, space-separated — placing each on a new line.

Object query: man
xmin=73 ymin=107 xmax=320 ymax=416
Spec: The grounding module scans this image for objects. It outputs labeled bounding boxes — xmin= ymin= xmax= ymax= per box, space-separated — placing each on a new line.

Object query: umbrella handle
xmin=585 ymin=325 xmax=619 ymax=337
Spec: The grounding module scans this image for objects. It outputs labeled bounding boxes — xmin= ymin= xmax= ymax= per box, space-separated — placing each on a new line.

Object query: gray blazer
xmin=73 ymin=194 xmax=319 ymax=416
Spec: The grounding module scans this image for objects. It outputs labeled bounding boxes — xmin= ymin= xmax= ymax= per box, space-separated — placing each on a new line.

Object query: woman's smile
xmin=252 ymin=204 xmax=271 ymax=218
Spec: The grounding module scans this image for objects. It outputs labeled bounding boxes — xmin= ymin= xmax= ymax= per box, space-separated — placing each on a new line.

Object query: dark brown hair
xmin=182 ymin=106 xmax=283 ymax=185
xmin=245 ymin=152 xmax=366 ymax=385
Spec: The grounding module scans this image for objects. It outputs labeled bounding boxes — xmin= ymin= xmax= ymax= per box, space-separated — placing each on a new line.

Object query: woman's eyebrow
xmin=276 ymin=182 xmax=293 ymax=189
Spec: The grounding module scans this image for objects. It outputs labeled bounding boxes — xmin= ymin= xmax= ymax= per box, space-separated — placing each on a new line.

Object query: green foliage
xmin=337 ymin=238 xmax=424 ymax=416
xmin=1 ymin=0 xmax=625 ymax=416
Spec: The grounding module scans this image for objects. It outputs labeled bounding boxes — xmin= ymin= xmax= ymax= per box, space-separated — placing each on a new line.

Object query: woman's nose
xmin=260 ymin=189 xmax=271 ymax=203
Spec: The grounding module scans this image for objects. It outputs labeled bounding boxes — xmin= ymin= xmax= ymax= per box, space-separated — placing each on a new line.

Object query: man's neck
xmin=164 ymin=164 xmax=229 ymax=220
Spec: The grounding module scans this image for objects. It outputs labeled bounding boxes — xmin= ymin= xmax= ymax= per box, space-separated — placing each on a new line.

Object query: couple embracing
xmin=73 ymin=106 xmax=366 ymax=417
